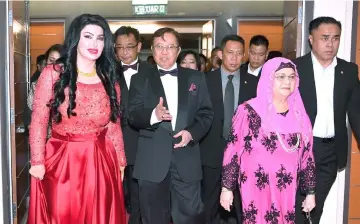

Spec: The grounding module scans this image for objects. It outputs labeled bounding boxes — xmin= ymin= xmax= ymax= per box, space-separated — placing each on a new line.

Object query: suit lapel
xmin=239 ymin=72 xmax=247 ymax=105
xmin=300 ymin=53 xmax=317 ymax=124
xmin=333 ymin=60 xmax=343 ymax=123
xmin=149 ymin=67 xmax=172 ymax=131
xmin=174 ymin=67 xmax=189 ymax=133
xmin=213 ymin=69 xmax=225 ymax=120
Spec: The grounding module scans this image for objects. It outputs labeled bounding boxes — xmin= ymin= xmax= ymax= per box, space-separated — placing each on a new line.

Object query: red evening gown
xmin=28 ymin=65 xmax=127 ymax=224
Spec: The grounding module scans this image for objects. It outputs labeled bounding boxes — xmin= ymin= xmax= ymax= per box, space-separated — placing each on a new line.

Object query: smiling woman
xmin=28 ymin=14 xmax=127 ymax=224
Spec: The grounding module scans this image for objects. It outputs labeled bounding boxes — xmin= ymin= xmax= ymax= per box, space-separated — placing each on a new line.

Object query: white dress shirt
xmin=150 ymin=63 xmax=178 ymax=130
xmin=311 ymin=52 xmax=337 ymax=138
xmin=122 ymin=58 xmax=139 ymax=89
xmin=247 ymin=65 xmax=262 ymax=77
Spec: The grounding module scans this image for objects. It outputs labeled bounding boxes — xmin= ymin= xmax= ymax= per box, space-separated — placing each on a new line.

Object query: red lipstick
xmin=88 ymin=49 xmax=98 ymax=54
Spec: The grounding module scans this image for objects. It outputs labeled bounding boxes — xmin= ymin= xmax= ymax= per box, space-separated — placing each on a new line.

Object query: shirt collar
xmin=157 ymin=63 xmax=177 ymax=71
xmin=121 ymin=58 xmax=138 ymax=66
xmin=220 ymin=66 xmax=240 ymax=80
xmin=247 ymin=64 xmax=262 ymax=75
xmin=311 ymin=51 xmax=337 ymax=70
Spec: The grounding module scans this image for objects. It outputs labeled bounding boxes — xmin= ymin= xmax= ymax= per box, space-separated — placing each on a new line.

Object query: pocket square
xmin=188 ymin=83 xmax=197 ymax=92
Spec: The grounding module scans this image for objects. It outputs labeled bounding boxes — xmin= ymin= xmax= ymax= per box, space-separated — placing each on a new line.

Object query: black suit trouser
xmin=202 ymin=166 xmax=242 ymax=224
xmin=124 ymin=165 xmax=142 ymax=224
xmin=295 ymin=138 xmax=338 ymax=224
xmin=138 ymin=153 xmax=205 ymax=224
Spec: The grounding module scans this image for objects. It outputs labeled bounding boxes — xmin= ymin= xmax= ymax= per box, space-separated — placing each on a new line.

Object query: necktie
xmin=223 ymin=74 xmax=235 ymax=139
xmin=123 ymin=62 xmax=138 ymax=71
xmin=159 ymin=68 xmax=178 ymax=77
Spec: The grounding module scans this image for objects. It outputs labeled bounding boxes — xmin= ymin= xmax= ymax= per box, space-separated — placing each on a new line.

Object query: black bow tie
xmin=159 ymin=68 xmax=178 ymax=77
xmin=123 ymin=62 xmax=138 ymax=71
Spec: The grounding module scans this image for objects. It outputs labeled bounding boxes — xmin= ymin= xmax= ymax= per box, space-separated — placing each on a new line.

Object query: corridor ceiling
xmin=29 ymin=0 xmax=284 ymax=18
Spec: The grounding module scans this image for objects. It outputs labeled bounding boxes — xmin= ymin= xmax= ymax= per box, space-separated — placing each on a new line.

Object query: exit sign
xmin=133 ymin=4 xmax=167 ymax=15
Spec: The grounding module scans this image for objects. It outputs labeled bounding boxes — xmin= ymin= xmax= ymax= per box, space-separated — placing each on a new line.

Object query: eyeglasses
xmin=115 ymin=43 xmax=138 ymax=51
xmin=274 ymin=74 xmax=297 ymax=82
xmin=152 ymin=45 xmax=179 ymax=52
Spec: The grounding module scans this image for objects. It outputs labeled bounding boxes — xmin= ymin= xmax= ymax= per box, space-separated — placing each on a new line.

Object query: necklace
xmin=77 ymin=67 xmax=97 ymax=77
xmin=275 ymin=132 xmax=300 ymax=153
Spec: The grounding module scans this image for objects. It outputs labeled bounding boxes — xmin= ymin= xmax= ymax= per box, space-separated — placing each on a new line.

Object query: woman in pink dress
xmin=28 ymin=14 xmax=126 ymax=224
xmin=220 ymin=57 xmax=316 ymax=224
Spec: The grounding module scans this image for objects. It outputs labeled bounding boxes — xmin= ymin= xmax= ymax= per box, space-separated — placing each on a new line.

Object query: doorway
xmin=237 ymin=19 xmax=284 ymax=62
xmin=108 ymin=19 xmax=216 ymax=60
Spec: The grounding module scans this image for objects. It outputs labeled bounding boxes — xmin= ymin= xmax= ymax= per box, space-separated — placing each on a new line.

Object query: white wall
xmin=312 ymin=0 xmax=354 ymax=223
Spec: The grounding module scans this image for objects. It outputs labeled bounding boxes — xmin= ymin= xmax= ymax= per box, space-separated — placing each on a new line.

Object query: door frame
xmin=0 ymin=0 xmax=13 ymax=222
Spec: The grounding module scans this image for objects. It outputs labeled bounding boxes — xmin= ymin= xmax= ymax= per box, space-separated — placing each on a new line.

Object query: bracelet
xmin=307 ymin=190 xmax=316 ymax=195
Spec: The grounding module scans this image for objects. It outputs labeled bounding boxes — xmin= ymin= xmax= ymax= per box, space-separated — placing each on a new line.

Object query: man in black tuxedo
xmin=294 ymin=16 xmax=360 ymax=224
xmin=200 ymin=35 xmax=258 ymax=224
xmin=114 ymin=26 xmax=150 ymax=224
xmin=128 ymin=27 xmax=213 ymax=224
xmin=240 ymin=35 xmax=269 ymax=80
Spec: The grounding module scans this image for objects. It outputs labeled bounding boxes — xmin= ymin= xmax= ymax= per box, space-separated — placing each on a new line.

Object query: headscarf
xmin=247 ymin=57 xmax=312 ymax=144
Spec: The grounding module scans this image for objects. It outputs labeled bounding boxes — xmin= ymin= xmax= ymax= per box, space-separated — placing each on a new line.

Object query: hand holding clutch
xmin=29 ymin=164 xmax=45 ymax=180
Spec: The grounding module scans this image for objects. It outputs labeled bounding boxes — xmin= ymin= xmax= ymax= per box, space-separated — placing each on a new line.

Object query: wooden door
xmin=30 ymin=22 xmax=64 ymax=74
xmin=348 ymin=3 xmax=360 ymax=223
xmin=237 ymin=20 xmax=284 ymax=62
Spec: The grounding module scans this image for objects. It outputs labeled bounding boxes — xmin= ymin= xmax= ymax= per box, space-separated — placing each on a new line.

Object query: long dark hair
xmin=50 ymin=14 xmax=120 ymax=123
xmin=45 ymin=44 xmax=63 ymax=62
xmin=177 ymin=50 xmax=201 ymax=71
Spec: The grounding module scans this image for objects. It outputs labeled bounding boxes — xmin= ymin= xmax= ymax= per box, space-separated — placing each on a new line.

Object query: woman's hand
xmin=120 ymin=166 xmax=125 ymax=181
xmin=302 ymin=194 xmax=316 ymax=212
xmin=29 ymin=164 xmax=45 ymax=180
xmin=220 ymin=187 xmax=233 ymax=212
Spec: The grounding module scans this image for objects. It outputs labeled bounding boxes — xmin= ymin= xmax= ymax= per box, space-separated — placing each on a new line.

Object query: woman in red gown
xmin=28 ymin=14 xmax=126 ymax=224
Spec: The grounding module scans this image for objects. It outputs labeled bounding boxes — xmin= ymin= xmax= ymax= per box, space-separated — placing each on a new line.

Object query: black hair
xmin=309 ymin=16 xmax=341 ymax=34
xmin=45 ymin=44 xmax=63 ymax=61
xmin=113 ymin=26 xmax=141 ymax=43
xmin=30 ymin=54 xmax=46 ymax=83
xmin=220 ymin=35 xmax=245 ymax=50
xmin=199 ymin=53 xmax=207 ymax=62
xmin=36 ymin=54 xmax=46 ymax=65
xmin=249 ymin=35 xmax=269 ymax=49
xmin=50 ymin=14 xmax=120 ymax=123
xmin=177 ymin=50 xmax=201 ymax=71
xmin=267 ymin=51 xmax=283 ymax=61
xmin=152 ymin=27 xmax=180 ymax=46
xmin=211 ymin=46 xmax=221 ymax=54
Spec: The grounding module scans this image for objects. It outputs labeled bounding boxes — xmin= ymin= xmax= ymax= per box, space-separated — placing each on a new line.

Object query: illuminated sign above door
xmin=132 ymin=0 xmax=168 ymax=15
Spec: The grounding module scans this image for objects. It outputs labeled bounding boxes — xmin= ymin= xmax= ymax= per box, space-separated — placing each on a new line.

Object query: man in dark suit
xmin=294 ymin=16 xmax=360 ymax=224
xmin=240 ymin=35 xmax=269 ymax=80
xmin=128 ymin=27 xmax=213 ymax=224
xmin=114 ymin=26 xmax=149 ymax=224
xmin=201 ymin=35 xmax=258 ymax=224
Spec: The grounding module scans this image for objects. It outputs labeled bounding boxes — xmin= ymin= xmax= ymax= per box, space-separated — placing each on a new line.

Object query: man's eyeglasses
xmin=152 ymin=45 xmax=179 ymax=52
xmin=115 ymin=43 xmax=138 ymax=51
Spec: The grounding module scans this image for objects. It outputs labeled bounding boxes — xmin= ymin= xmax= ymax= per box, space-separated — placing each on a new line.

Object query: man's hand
xmin=173 ymin=130 xmax=192 ymax=148
xmin=155 ymin=97 xmax=172 ymax=121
